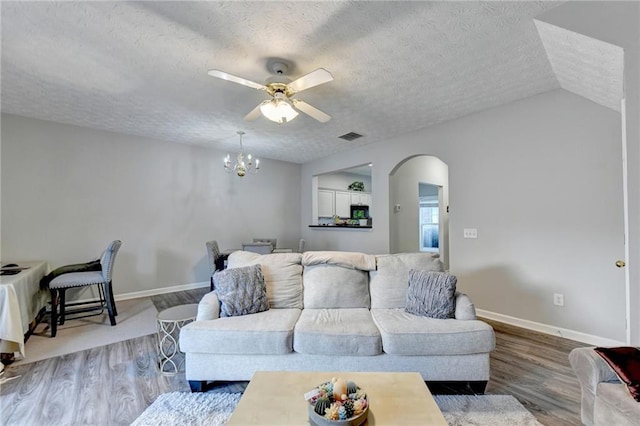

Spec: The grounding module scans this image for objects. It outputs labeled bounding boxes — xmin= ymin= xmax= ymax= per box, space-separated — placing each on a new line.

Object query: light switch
xmin=463 ymin=228 xmax=477 ymax=239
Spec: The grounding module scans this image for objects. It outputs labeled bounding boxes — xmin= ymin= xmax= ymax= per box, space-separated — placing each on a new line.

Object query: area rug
xmin=131 ymin=392 xmax=242 ymax=426
xmin=13 ymin=297 xmax=158 ymax=365
xmin=132 ymin=391 xmax=541 ymax=426
xmin=434 ymin=394 xmax=542 ymax=425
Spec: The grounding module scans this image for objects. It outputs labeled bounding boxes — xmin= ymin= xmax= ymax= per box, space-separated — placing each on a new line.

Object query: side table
xmin=156 ymin=303 xmax=198 ymax=375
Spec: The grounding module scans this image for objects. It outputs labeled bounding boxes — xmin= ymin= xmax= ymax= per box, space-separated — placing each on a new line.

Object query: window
xmin=419 ymin=196 xmax=439 ymax=252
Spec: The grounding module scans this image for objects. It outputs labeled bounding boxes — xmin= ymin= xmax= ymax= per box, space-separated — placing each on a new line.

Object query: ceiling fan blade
xmin=244 ymin=102 xmax=266 ymax=121
xmin=292 ymin=99 xmax=331 ymax=123
xmin=287 ymin=68 xmax=334 ymax=93
xmin=208 ymin=69 xmax=267 ymax=91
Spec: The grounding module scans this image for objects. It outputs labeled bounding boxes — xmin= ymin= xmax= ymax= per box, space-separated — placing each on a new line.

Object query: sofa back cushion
xmin=301 ymin=251 xmax=376 ymax=309
xmin=302 ymin=251 xmax=377 ymax=271
xmin=303 ymin=265 xmax=371 ymax=308
xmin=227 ymin=251 xmax=303 ymax=309
xmin=369 ymin=253 xmax=444 ymax=309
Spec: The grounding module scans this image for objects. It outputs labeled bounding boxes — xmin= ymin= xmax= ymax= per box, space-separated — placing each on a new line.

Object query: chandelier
xmin=224 ymin=131 xmax=260 ymax=177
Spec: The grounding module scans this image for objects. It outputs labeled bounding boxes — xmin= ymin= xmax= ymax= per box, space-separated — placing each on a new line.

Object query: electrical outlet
xmin=463 ymin=228 xmax=477 ymax=239
xmin=553 ymin=293 xmax=564 ymax=306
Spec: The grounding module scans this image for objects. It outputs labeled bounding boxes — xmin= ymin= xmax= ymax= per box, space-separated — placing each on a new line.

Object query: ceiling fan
xmin=208 ymin=61 xmax=333 ymax=124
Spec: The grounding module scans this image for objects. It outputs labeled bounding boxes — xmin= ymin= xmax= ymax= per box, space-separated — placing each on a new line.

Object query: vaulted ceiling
xmin=0 ymin=1 xmax=624 ymax=164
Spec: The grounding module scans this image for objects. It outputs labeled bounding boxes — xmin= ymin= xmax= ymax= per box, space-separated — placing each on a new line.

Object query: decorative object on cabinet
xmin=348 ymin=181 xmax=365 ymax=191
xmin=224 ymin=131 xmax=260 ymax=177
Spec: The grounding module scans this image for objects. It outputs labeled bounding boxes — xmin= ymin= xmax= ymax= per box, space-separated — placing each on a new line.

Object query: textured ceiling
xmin=0 ymin=1 xmax=622 ymax=164
xmin=534 ymin=19 xmax=624 ymax=112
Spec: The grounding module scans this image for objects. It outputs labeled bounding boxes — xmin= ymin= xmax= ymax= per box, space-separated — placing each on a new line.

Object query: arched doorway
xmin=389 ymin=155 xmax=449 ymax=269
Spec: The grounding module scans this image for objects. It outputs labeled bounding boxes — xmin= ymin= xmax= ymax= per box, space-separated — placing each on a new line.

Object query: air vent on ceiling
xmin=338 ymin=132 xmax=363 ymax=141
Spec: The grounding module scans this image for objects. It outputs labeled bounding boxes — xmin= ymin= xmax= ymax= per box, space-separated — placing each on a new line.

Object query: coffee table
xmin=227 ymin=371 xmax=447 ymax=425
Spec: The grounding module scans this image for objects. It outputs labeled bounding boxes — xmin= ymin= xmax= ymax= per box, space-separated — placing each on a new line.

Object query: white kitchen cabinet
xmin=318 ymin=189 xmax=335 ymax=217
xmin=319 ymin=189 xmax=372 ymax=218
xmin=350 ymin=192 xmax=371 ymax=206
xmin=335 ymin=191 xmax=351 ymax=218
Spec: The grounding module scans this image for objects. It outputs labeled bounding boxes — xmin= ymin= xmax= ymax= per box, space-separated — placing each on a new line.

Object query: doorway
xmin=389 ymin=155 xmax=449 ymax=269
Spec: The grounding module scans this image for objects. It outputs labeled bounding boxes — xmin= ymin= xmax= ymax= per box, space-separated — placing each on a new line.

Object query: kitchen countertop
xmin=308 ymin=224 xmax=372 ymax=229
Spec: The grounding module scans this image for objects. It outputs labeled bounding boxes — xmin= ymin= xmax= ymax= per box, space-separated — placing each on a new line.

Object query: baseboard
xmin=115 ymin=281 xmax=210 ymax=301
xmin=476 ymin=309 xmax=626 ymax=347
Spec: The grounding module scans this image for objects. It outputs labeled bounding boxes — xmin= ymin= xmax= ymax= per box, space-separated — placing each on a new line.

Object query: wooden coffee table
xmin=227 ymin=371 xmax=447 ymax=425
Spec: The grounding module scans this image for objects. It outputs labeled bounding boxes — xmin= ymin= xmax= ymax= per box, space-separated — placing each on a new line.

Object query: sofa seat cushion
xmin=180 ymin=308 xmax=301 ymax=355
xmin=595 ymin=382 xmax=640 ymax=426
xmin=294 ymin=309 xmax=382 ymax=356
xmin=371 ymin=309 xmax=495 ymax=355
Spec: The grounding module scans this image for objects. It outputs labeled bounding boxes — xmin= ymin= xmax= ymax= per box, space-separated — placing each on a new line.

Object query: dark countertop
xmin=308 ymin=224 xmax=372 ymax=229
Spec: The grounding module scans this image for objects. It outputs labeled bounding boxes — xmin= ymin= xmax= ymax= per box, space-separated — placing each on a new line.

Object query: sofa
xmin=569 ymin=347 xmax=640 ymax=425
xmin=180 ymin=250 xmax=495 ymax=392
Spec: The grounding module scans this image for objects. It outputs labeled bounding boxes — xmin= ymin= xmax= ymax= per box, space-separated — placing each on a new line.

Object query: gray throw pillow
xmin=405 ymin=269 xmax=457 ymax=319
xmin=212 ymin=264 xmax=269 ymax=317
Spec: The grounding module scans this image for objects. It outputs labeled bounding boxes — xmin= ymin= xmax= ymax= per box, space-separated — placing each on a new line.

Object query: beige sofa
xmin=180 ymin=251 xmax=495 ymax=392
xmin=569 ymin=347 xmax=640 ymax=425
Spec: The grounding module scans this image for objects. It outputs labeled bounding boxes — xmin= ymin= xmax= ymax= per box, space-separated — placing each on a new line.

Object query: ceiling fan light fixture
xmin=208 ymin=65 xmax=333 ymax=123
xmin=260 ymin=97 xmax=299 ymax=124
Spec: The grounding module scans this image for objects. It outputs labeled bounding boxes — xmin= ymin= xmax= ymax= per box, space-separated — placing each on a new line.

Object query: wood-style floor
xmin=0 ymin=288 xmax=588 ymax=425
xmin=483 ymin=318 xmax=587 ymax=425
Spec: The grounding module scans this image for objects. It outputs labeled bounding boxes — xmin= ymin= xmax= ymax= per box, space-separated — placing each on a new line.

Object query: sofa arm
xmin=196 ymin=291 xmax=221 ymax=321
xmin=569 ymin=347 xmax=620 ymax=425
xmin=454 ymin=292 xmax=477 ymax=320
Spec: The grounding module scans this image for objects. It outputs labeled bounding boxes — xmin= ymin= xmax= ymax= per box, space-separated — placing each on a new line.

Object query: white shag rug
xmin=132 ymin=392 xmax=541 ymax=426
xmin=434 ymin=394 xmax=542 ymax=425
xmin=132 ymin=392 xmax=242 ymax=426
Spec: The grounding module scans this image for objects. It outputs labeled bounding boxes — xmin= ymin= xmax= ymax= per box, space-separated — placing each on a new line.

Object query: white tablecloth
xmin=0 ymin=261 xmax=48 ymax=357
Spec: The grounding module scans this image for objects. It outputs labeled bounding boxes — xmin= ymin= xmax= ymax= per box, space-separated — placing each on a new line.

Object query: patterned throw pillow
xmin=405 ymin=269 xmax=457 ymax=319
xmin=212 ymin=264 xmax=269 ymax=317
xmin=594 ymin=346 xmax=640 ymax=402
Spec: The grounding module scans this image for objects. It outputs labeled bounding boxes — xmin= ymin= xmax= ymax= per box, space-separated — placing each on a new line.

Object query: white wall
xmin=302 ymin=89 xmax=626 ymax=343
xmin=1 ymin=114 xmax=301 ymax=296
xmin=537 ymin=0 xmax=640 ymax=351
xmin=301 ymin=1 xmax=640 ymax=345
